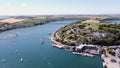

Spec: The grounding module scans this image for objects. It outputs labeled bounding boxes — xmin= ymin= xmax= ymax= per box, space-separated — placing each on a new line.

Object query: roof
xmin=77 ymin=44 xmax=95 ymax=49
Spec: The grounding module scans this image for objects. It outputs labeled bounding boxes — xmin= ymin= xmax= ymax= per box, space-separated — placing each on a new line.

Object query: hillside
xmin=54 ymin=20 xmax=120 ymax=46
xmin=0 ymin=15 xmax=120 ymax=33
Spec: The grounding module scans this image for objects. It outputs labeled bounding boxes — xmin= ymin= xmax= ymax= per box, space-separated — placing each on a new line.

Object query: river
xmin=0 ymin=20 xmax=103 ymax=68
xmin=105 ymin=19 xmax=120 ymax=23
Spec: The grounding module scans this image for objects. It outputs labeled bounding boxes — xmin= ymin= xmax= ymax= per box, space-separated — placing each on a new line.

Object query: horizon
xmin=0 ymin=0 xmax=120 ymax=15
xmin=1 ymin=14 xmax=120 ymax=16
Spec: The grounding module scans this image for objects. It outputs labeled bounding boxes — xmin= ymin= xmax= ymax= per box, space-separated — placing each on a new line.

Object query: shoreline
xmin=50 ymin=32 xmax=97 ymax=57
xmin=0 ymin=19 xmax=81 ymax=34
xmin=50 ymin=32 xmax=120 ymax=68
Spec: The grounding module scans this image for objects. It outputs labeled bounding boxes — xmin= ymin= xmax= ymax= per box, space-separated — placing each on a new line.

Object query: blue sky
xmin=0 ymin=0 xmax=119 ymax=15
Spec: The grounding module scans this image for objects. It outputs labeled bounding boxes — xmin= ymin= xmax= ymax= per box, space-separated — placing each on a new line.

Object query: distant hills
xmin=0 ymin=14 xmax=120 ymax=33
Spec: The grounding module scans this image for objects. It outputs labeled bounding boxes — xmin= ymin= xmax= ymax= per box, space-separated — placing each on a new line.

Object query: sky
xmin=0 ymin=0 xmax=120 ymax=15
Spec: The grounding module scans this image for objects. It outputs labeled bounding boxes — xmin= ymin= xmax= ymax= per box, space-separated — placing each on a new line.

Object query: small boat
xmin=48 ymin=32 xmax=52 ymax=35
xmin=15 ymin=50 xmax=18 ymax=53
xmin=72 ymin=52 xmax=80 ymax=55
xmin=48 ymin=37 xmax=51 ymax=39
xmin=40 ymin=37 xmax=44 ymax=45
xmin=2 ymin=59 xmax=5 ymax=62
xmin=20 ymin=58 xmax=23 ymax=62
xmin=82 ymin=53 xmax=95 ymax=57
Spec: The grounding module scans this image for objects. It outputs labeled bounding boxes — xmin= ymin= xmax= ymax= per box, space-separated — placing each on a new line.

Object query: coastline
xmin=0 ymin=19 xmax=79 ymax=34
xmin=50 ymin=32 xmax=120 ymax=68
xmin=50 ymin=32 xmax=97 ymax=57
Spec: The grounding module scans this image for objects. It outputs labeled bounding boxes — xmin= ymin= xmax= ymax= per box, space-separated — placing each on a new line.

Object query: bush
xmin=108 ymin=49 xmax=115 ymax=56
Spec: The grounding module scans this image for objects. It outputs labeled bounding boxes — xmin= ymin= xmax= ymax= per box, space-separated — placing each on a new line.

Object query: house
xmin=75 ymin=44 xmax=97 ymax=52
xmin=66 ymin=30 xmax=72 ymax=34
xmin=74 ymin=41 xmax=83 ymax=46
xmin=92 ymin=32 xmax=107 ymax=38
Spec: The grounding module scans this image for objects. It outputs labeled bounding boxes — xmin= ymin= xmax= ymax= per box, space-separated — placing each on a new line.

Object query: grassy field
xmin=0 ymin=18 xmax=26 ymax=23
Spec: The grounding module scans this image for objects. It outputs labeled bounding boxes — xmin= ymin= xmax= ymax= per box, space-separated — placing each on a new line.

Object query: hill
xmin=54 ymin=20 xmax=120 ymax=46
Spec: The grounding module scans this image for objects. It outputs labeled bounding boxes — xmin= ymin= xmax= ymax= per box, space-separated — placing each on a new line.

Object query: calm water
xmin=0 ymin=20 xmax=103 ymax=68
xmin=105 ymin=19 xmax=120 ymax=23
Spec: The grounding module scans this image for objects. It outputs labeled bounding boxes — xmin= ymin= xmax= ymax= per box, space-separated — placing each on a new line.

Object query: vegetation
xmin=0 ymin=17 xmax=78 ymax=33
xmin=107 ymin=48 xmax=116 ymax=56
xmin=0 ymin=18 xmax=45 ymax=32
xmin=55 ymin=21 xmax=120 ymax=46
xmin=1 ymin=15 xmax=120 ymax=33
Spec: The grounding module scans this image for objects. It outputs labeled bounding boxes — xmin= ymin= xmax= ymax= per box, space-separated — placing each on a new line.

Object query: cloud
xmin=21 ymin=3 xmax=28 ymax=7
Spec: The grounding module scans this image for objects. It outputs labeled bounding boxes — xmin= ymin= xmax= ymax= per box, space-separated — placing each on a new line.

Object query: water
xmin=0 ymin=16 xmax=11 ymax=19
xmin=105 ymin=19 xmax=120 ymax=23
xmin=0 ymin=20 xmax=103 ymax=68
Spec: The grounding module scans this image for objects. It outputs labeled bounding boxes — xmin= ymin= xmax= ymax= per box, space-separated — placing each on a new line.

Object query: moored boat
xmin=40 ymin=37 xmax=44 ymax=45
xmin=20 ymin=58 xmax=23 ymax=62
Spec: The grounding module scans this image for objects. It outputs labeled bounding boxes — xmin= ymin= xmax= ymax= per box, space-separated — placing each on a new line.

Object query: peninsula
xmin=50 ymin=20 xmax=120 ymax=68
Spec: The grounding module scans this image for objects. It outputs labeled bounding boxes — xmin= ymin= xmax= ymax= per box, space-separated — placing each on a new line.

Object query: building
xmin=75 ymin=44 xmax=97 ymax=53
